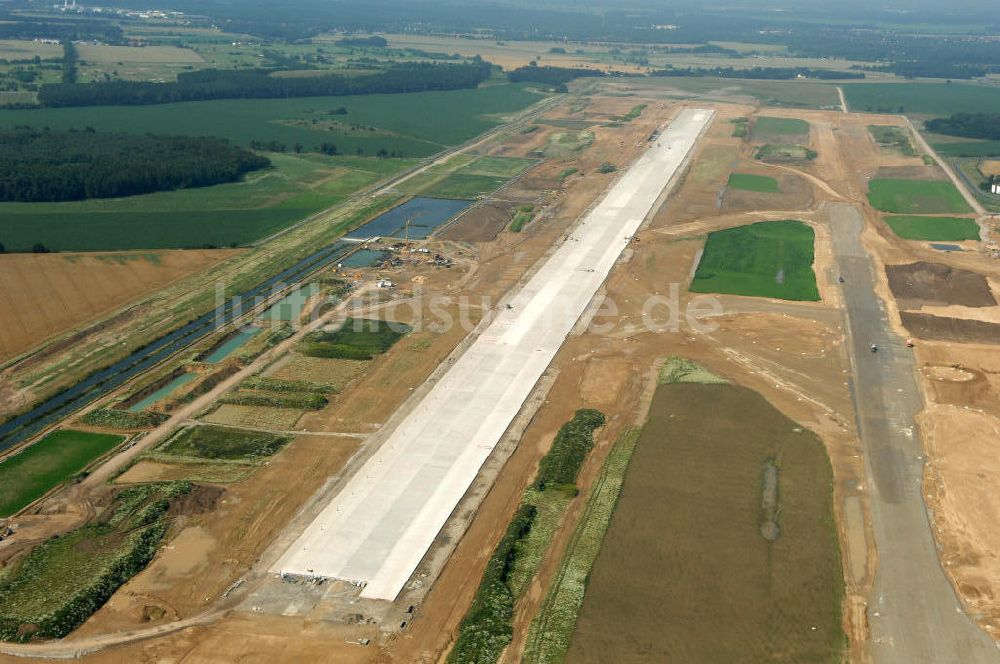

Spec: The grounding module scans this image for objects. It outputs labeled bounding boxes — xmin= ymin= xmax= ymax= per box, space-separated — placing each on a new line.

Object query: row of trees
xmin=507 ymin=65 xmax=612 ymax=87
xmin=37 ymin=62 xmax=493 ymax=107
xmin=0 ymin=128 xmax=270 ymax=202
xmin=925 ymin=113 xmax=1000 ymax=140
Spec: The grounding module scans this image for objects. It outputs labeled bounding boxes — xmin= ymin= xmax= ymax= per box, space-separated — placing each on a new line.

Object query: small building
xmin=992 ymin=183 xmax=1000 ymax=195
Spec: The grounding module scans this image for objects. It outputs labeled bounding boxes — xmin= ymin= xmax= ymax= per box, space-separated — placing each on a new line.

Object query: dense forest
xmin=0 ymin=129 xmax=270 ymax=202
xmin=36 ymin=62 xmax=493 ymax=107
xmin=507 ymin=65 xmax=612 ymax=86
xmin=651 ymin=66 xmax=864 ymax=80
xmin=924 ymin=113 xmax=1000 ymax=140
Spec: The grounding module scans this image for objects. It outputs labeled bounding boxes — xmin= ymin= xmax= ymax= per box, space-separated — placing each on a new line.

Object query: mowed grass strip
xmin=885 ymin=215 xmax=980 ymax=241
xmin=727 ymin=172 xmax=779 ymax=193
xmin=0 ymin=429 xmax=124 ymax=517
xmin=690 ymin=220 xmax=819 ymax=301
xmin=564 ymin=383 xmax=844 ymax=664
xmin=867 ymin=178 xmax=973 ymax=214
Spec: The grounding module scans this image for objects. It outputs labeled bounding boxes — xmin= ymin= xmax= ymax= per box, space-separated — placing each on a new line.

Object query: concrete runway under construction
xmin=274 ymin=107 xmax=715 ymax=601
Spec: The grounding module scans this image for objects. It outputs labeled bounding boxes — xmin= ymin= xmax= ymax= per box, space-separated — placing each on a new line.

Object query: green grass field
xmin=931 ymin=140 xmax=1000 ymax=158
xmin=727 ymin=173 xmax=779 ymax=193
xmin=422 ymin=173 xmax=509 ymax=199
xmin=867 ymin=178 xmax=972 ymax=214
xmin=0 ymin=153 xmax=411 ymax=251
xmin=844 ymin=82 xmax=1000 ymax=116
xmin=754 ymin=116 xmax=810 ymax=137
xmin=884 ymin=215 xmax=980 ymax=241
xmin=690 ymin=220 xmax=819 ymax=301
xmin=754 ymin=144 xmax=816 ymax=162
xmin=0 ymin=429 xmax=124 ymax=517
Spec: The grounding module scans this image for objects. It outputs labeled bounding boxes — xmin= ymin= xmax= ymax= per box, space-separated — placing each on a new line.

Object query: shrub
xmin=535 ymin=409 xmax=606 ymax=489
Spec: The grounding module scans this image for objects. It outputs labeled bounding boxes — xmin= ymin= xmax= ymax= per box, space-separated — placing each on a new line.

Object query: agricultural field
xmin=0 ymin=153 xmax=407 ymax=252
xmin=0 ymin=249 xmax=235 ymax=361
xmin=727 ymin=173 xmax=779 ymax=193
xmin=689 ymin=220 xmax=820 ymax=301
xmin=869 ymin=125 xmax=916 ymax=156
xmin=563 ymin=382 xmax=844 ymax=663
xmin=0 ymin=84 xmax=544 ymax=156
xmin=867 ymin=178 xmax=972 ymax=214
xmin=0 ymin=482 xmax=191 ymax=641
xmin=844 ymin=82 xmax=1000 ymax=117
xmin=0 ymin=39 xmax=62 ymax=60
xmin=884 ymin=215 xmax=981 ymax=241
xmin=0 ymin=429 xmax=124 ymax=517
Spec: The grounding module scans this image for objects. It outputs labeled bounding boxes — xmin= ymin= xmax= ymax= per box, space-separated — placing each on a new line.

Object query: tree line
xmin=925 ymin=113 xmax=1000 ymax=141
xmin=36 ymin=62 xmax=493 ymax=107
xmin=507 ymin=65 xmax=614 ymax=88
xmin=0 ymin=128 xmax=270 ymax=202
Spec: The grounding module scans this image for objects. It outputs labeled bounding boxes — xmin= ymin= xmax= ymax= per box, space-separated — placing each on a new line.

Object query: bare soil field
xmin=886 ymin=261 xmax=997 ymax=308
xmin=0 ymin=249 xmax=235 ymax=362
xmin=900 ymin=312 xmax=1000 ymax=344
xmin=437 ymin=202 xmax=513 ymax=242
xmin=722 ymin=171 xmax=813 ymax=213
xmin=566 ymin=382 xmax=844 ymax=663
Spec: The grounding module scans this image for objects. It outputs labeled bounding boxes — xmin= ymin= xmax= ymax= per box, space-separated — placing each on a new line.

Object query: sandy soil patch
xmin=922 ymin=405 xmax=1000 ymax=632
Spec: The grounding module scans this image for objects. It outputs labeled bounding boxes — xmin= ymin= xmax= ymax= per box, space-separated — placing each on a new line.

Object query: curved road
xmin=828 ymin=202 xmax=1000 ymax=663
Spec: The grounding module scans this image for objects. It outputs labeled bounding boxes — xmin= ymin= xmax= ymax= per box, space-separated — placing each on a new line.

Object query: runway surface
xmin=274 ymin=108 xmax=715 ymax=600
xmin=828 ymin=202 xmax=999 ymax=663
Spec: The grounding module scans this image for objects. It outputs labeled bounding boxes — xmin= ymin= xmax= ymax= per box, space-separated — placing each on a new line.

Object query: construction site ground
xmin=4 ymin=83 xmax=1000 ymax=663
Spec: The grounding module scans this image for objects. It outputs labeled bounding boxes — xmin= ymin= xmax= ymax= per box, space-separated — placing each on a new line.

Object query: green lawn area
xmin=884 ymin=215 xmax=980 ymax=241
xmin=844 ymin=82 xmax=1000 ymax=116
xmin=458 ymin=155 xmax=537 ymax=178
xmin=727 ymin=173 xmax=779 ymax=193
xmin=159 ymin=425 xmax=289 ymax=461
xmin=422 ymin=173 xmax=509 ymax=199
xmin=0 ymin=153 xmax=412 ymax=251
xmin=0 ymin=429 xmax=124 ymax=517
xmin=690 ymin=220 xmax=819 ymax=301
xmin=754 ymin=116 xmax=810 ymax=137
xmin=867 ymin=178 xmax=972 ymax=214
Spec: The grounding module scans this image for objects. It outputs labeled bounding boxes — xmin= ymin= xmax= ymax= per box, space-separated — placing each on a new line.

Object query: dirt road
xmin=828 ymin=202 xmax=1000 ymax=663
